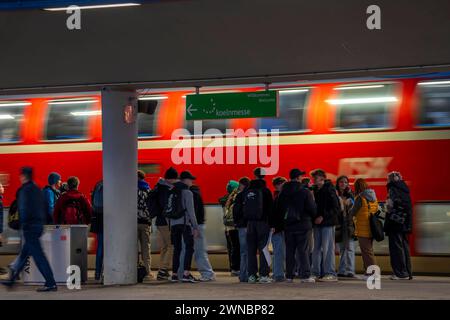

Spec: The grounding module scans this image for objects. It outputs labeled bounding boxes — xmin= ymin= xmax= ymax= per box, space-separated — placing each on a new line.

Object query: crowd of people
xmin=0 ymin=164 xmax=413 ymax=291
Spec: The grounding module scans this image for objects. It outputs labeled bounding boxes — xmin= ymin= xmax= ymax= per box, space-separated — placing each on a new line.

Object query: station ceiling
xmin=0 ymin=0 xmax=450 ymax=94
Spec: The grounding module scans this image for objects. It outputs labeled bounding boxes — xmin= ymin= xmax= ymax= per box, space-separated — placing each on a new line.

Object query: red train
xmin=1 ymin=76 xmax=450 ymax=260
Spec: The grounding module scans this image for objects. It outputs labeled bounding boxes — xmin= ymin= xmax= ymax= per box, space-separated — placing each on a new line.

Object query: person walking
xmin=90 ymin=180 xmax=104 ymax=282
xmin=153 ymin=167 xmax=177 ymax=281
xmin=335 ymin=175 xmax=357 ymax=278
xmin=53 ymin=176 xmax=92 ymax=225
xmin=310 ymin=169 xmax=340 ymax=282
xmin=232 ymin=177 xmax=250 ymax=283
xmin=1 ymin=167 xmax=57 ymax=292
xmin=243 ymin=168 xmax=273 ymax=283
xmin=220 ymin=180 xmax=241 ymax=276
xmin=137 ymin=170 xmax=152 ymax=279
xmin=350 ymin=178 xmax=378 ymax=277
xmin=269 ymin=176 xmax=287 ymax=282
xmin=277 ymin=169 xmax=317 ymax=283
xmin=169 ymin=171 xmax=199 ymax=283
xmin=384 ymin=171 xmax=413 ymax=280
xmin=42 ymin=172 xmax=62 ymax=224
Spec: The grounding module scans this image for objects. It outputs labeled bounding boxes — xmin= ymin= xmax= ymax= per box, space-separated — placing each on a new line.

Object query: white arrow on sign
xmin=187 ymin=104 xmax=198 ymax=117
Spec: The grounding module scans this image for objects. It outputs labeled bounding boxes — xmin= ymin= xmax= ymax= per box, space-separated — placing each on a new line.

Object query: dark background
xmin=1 ymin=0 xmax=450 ymax=93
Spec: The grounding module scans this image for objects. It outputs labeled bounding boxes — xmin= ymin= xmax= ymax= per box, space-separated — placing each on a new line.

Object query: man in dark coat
xmin=2 ymin=167 xmax=57 ymax=292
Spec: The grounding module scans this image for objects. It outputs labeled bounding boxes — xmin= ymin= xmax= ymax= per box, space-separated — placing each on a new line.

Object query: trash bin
xmin=22 ymin=225 xmax=88 ymax=285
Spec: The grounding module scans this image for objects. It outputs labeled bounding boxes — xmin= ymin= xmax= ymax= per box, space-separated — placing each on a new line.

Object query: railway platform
xmin=0 ymin=272 xmax=449 ymax=300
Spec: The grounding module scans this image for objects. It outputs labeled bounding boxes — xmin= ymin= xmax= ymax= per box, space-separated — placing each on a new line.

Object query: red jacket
xmin=53 ymin=189 xmax=92 ymax=225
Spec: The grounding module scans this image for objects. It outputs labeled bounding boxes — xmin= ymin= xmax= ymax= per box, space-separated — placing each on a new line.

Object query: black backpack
xmin=147 ymin=188 xmax=161 ymax=219
xmin=8 ymin=199 xmax=20 ymax=230
xmin=242 ymin=188 xmax=264 ymax=221
xmin=163 ymin=188 xmax=185 ymax=220
xmin=137 ymin=188 xmax=151 ymax=222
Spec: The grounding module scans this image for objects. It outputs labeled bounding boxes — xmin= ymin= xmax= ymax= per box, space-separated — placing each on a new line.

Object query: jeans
xmin=178 ymin=224 xmax=215 ymax=279
xmin=311 ymin=226 xmax=336 ymax=277
xmin=238 ymin=227 xmax=248 ymax=282
xmin=171 ymin=224 xmax=194 ymax=275
xmin=388 ymin=232 xmax=412 ymax=278
xmin=95 ymin=231 xmax=103 ymax=279
xmin=271 ymin=232 xmax=285 ymax=280
xmin=12 ymin=228 xmax=56 ymax=287
xmin=338 ymin=240 xmax=355 ymax=276
xmin=285 ymin=229 xmax=311 ymax=279
xmin=225 ymin=229 xmax=240 ymax=271
xmin=247 ymin=221 xmax=270 ymax=278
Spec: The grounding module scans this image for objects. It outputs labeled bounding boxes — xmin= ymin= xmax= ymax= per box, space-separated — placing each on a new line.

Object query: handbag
xmin=8 ymin=199 xmax=20 ymax=231
xmin=368 ymin=201 xmax=384 ymax=242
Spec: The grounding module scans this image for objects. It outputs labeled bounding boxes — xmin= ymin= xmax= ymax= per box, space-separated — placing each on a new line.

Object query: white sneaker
xmin=286 ymin=278 xmax=294 ymax=283
xmin=258 ymin=276 xmax=273 ymax=283
xmin=300 ymin=277 xmax=316 ymax=283
xmin=319 ymin=275 xmax=338 ymax=282
xmin=200 ymin=277 xmax=216 ymax=282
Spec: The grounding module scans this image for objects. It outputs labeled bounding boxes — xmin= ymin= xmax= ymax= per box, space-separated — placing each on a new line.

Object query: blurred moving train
xmin=1 ymin=76 xmax=449 ymax=273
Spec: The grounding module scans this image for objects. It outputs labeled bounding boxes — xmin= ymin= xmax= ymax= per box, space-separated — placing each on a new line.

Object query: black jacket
xmin=335 ymin=190 xmax=355 ymax=243
xmin=276 ymin=181 xmax=317 ymax=232
xmin=312 ymin=181 xmax=340 ymax=227
xmin=0 ymin=195 xmax=3 ymax=234
xmin=269 ymin=190 xmax=284 ymax=233
xmin=232 ymin=189 xmax=247 ymax=228
xmin=384 ymin=180 xmax=412 ymax=234
xmin=152 ymin=178 xmax=173 ymax=226
xmin=246 ymin=179 xmax=273 ymax=222
xmin=190 ymin=185 xmax=205 ymax=225
xmin=18 ymin=181 xmax=45 ymax=232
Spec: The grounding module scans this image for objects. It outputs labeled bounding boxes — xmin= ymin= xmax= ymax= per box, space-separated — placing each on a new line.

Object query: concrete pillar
xmin=101 ymin=88 xmax=138 ymax=285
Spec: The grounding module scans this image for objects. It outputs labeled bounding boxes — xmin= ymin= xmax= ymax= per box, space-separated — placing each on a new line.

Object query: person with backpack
xmin=1 ymin=167 xmax=57 ymax=292
xmin=384 ymin=171 xmax=413 ymax=280
xmin=168 ymin=170 xmax=199 ymax=283
xmin=232 ymin=176 xmax=250 ymax=283
xmin=153 ymin=167 xmax=177 ymax=280
xmin=179 ymin=184 xmax=215 ymax=281
xmin=90 ymin=180 xmax=104 ymax=282
xmin=244 ymin=167 xmax=273 ymax=283
xmin=269 ymin=176 xmax=287 ymax=282
xmin=335 ymin=175 xmax=357 ymax=278
xmin=220 ymin=180 xmax=240 ymax=276
xmin=137 ymin=170 xmax=152 ymax=279
xmin=53 ymin=176 xmax=92 ymax=225
xmin=276 ymin=169 xmax=317 ymax=283
xmin=42 ymin=172 xmax=62 ymax=224
xmin=310 ymin=169 xmax=340 ymax=282
xmin=349 ymin=178 xmax=379 ymax=278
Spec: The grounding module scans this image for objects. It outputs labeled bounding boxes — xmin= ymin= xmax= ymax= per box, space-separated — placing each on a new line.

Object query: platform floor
xmin=0 ymin=272 xmax=449 ymax=300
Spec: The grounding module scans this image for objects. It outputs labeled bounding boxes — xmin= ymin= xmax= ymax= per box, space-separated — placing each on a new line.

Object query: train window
xmin=0 ymin=101 xmax=28 ymax=143
xmin=258 ymin=89 xmax=310 ymax=132
xmin=415 ymin=203 xmax=450 ymax=255
xmin=137 ymin=96 xmax=165 ymax=138
xmin=44 ymin=99 xmax=98 ymax=141
xmin=185 ymin=119 xmax=230 ymax=136
xmin=417 ymin=80 xmax=450 ymax=128
xmin=329 ymin=83 xmax=398 ymax=130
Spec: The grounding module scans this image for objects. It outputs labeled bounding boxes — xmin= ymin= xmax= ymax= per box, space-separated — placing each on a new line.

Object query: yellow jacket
xmin=351 ymin=189 xmax=378 ymax=238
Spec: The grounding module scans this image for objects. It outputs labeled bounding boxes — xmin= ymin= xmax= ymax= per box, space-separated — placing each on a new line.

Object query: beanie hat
xmin=48 ymin=172 xmax=61 ymax=185
xmin=164 ymin=167 xmax=178 ymax=180
xmin=226 ymin=180 xmax=239 ymax=194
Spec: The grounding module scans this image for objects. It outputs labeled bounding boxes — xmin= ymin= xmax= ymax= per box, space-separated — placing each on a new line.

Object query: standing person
xmin=137 ymin=170 xmax=152 ymax=279
xmin=53 ymin=176 xmax=92 ymax=225
xmin=244 ymin=167 xmax=273 ymax=283
xmin=0 ymin=182 xmax=4 ymax=247
xmin=185 ymin=184 xmax=215 ymax=281
xmin=1 ymin=167 xmax=57 ymax=292
xmin=153 ymin=167 xmax=177 ymax=281
xmin=269 ymin=176 xmax=287 ymax=282
xmin=310 ymin=169 xmax=340 ymax=282
xmin=169 ymin=170 xmax=199 ymax=283
xmin=384 ymin=171 xmax=413 ymax=280
xmin=220 ymin=180 xmax=241 ymax=276
xmin=350 ymin=178 xmax=378 ymax=277
xmin=277 ymin=169 xmax=317 ymax=283
xmin=232 ymin=177 xmax=250 ymax=283
xmin=42 ymin=172 xmax=62 ymax=224
xmin=90 ymin=180 xmax=104 ymax=282
xmin=335 ymin=175 xmax=357 ymax=278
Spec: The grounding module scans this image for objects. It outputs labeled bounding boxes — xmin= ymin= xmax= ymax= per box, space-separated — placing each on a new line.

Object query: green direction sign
xmin=185 ymin=91 xmax=278 ymax=120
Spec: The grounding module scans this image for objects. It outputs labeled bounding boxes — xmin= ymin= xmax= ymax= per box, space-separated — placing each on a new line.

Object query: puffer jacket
xmin=350 ymin=189 xmax=378 ymax=238
xmin=312 ymin=181 xmax=340 ymax=227
xmin=384 ymin=180 xmax=412 ymax=234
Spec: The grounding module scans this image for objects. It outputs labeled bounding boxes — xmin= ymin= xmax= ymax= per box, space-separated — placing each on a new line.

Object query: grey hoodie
xmin=349 ymin=188 xmax=377 ymax=217
xmin=169 ymin=181 xmax=199 ymax=230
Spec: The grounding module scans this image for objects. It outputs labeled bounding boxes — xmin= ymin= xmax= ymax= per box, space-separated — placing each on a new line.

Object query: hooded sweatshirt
xmin=154 ymin=178 xmax=173 ymax=226
xmin=247 ymin=179 xmax=273 ymax=222
xmin=169 ymin=181 xmax=198 ymax=230
xmin=53 ymin=189 xmax=92 ymax=225
xmin=385 ymin=180 xmax=412 ymax=234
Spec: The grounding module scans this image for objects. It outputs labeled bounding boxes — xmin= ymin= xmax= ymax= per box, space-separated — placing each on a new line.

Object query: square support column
xmin=101 ymin=87 xmax=138 ymax=285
